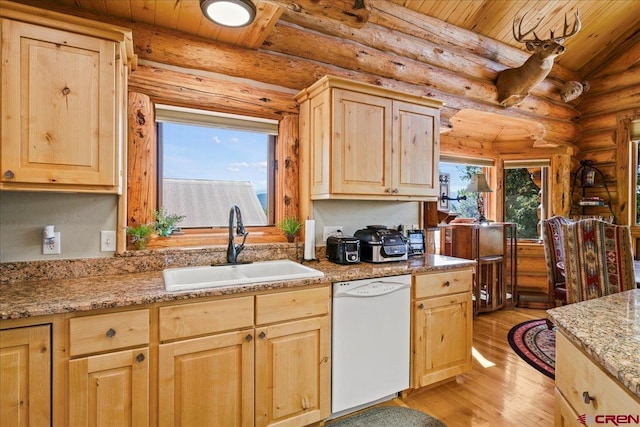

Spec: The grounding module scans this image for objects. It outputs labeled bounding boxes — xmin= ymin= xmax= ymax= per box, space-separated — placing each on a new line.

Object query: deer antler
xmin=512 ymin=11 xmax=543 ymax=43
xmin=513 ymin=10 xmax=581 ymax=44
xmin=552 ymin=10 xmax=581 ymax=42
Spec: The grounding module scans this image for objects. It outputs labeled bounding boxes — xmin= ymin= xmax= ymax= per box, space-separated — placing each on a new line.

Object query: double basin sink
xmin=163 ymin=259 xmax=324 ymax=292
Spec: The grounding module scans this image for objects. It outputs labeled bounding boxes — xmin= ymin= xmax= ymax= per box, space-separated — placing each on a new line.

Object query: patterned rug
xmin=326 ymin=407 xmax=446 ymax=427
xmin=507 ymin=319 xmax=556 ymax=379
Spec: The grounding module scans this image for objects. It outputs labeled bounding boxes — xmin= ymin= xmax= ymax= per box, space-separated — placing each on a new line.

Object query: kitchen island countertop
xmin=547 ymin=289 xmax=640 ymax=400
xmin=0 ymin=254 xmax=474 ymax=320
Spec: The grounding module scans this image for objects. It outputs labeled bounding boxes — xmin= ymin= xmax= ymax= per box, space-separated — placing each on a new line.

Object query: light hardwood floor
xmin=388 ymin=308 xmax=554 ymax=427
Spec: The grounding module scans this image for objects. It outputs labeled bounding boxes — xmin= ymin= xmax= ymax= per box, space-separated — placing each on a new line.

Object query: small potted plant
xmin=153 ymin=207 xmax=186 ymax=237
xmin=278 ymin=216 xmax=303 ymax=242
xmin=126 ymin=223 xmax=154 ymax=250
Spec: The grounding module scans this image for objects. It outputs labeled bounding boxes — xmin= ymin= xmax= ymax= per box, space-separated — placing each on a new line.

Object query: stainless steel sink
xmin=163 ymin=259 xmax=324 ymax=292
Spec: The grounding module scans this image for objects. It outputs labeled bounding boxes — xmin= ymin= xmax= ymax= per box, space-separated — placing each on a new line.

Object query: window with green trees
xmin=504 ymin=162 xmax=549 ymax=240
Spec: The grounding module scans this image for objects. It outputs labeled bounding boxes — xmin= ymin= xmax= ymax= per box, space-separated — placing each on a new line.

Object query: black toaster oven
xmin=326 ymin=236 xmax=360 ymax=264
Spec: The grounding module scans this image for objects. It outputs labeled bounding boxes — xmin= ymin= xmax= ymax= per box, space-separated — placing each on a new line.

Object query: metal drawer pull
xmin=582 ymin=391 xmax=595 ymax=404
xmin=245 ymin=334 xmax=253 ymax=342
xmin=259 ymin=331 xmax=266 ymax=339
xmin=443 ymin=281 xmax=450 ymax=287
xmin=418 ymin=303 xmax=424 ymax=309
xmin=106 ymin=328 xmax=116 ymax=338
xmin=3 ymin=170 xmax=15 ymax=179
xmin=136 ymin=353 xmax=145 ymax=363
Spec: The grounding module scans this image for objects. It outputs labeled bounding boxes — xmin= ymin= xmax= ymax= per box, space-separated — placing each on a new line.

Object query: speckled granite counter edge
xmin=547 ymin=289 xmax=640 ymax=400
xmin=0 ymin=253 xmax=475 ymax=320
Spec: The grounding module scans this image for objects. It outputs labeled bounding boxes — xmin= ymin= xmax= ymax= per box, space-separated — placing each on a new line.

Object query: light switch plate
xmin=101 ymin=230 xmax=116 ymax=252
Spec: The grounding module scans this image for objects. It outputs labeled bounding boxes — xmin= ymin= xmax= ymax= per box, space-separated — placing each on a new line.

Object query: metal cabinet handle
xmin=106 ymin=328 xmax=116 ymax=338
xmin=136 ymin=353 xmax=145 ymax=363
xmin=392 ymin=188 xmax=399 ymax=193
xmin=3 ymin=170 xmax=15 ymax=179
xmin=443 ymin=281 xmax=450 ymax=287
xmin=582 ymin=391 xmax=595 ymax=404
xmin=259 ymin=331 xmax=266 ymax=339
xmin=418 ymin=303 xmax=424 ymax=309
xmin=245 ymin=334 xmax=253 ymax=342
xmin=385 ymin=188 xmax=391 ymax=193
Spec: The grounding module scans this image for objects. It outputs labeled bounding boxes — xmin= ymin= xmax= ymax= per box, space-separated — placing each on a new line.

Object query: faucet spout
xmin=227 ymin=205 xmax=249 ymax=264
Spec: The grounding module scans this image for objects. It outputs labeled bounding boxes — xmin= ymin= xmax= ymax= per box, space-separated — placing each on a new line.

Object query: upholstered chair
xmin=561 ymin=219 xmax=636 ymax=304
xmin=541 ymin=216 xmax=572 ymax=307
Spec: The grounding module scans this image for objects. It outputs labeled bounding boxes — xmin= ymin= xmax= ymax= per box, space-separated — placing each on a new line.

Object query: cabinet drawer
xmin=414 ymin=269 xmax=472 ymax=299
xmin=556 ymin=332 xmax=640 ymax=417
xmin=69 ymin=309 xmax=149 ymax=357
xmin=256 ymin=286 xmax=330 ymax=325
xmin=159 ymin=296 xmax=254 ymax=341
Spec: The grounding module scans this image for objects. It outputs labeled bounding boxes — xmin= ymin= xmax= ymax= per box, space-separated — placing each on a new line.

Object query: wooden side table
xmin=440 ymin=222 xmax=518 ymax=314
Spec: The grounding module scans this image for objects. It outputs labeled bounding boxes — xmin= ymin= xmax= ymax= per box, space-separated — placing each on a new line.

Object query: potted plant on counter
xmin=126 ymin=223 xmax=154 ymax=250
xmin=278 ymin=216 xmax=303 ymax=243
xmin=153 ymin=207 xmax=185 ymax=237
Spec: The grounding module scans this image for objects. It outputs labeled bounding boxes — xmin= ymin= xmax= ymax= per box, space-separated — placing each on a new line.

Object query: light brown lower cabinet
xmin=67 ymin=309 xmax=150 ymax=426
xmin=158 ymin=330 xmax=255 ymax=427
xmin=412 ymin=268 xmax=473 ymax=388
xmin=68 ymin=348 xmax=149 ymax=426
xmin=554 ymin=332 xmax=640 ymax=426
xmin=255 ymin=316 xmax=330 ymax=427
xmin=0 ymin=324 xmax=51 ymax=426
xmin=158 ymin=286 xmax=331 ymax=427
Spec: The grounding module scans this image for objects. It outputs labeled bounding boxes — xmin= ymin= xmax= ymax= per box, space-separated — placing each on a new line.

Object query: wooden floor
xmin=384 ymin=308 xmax=555 ymax=427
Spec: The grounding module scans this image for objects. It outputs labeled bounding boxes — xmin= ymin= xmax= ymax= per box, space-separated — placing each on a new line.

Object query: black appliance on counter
xmin=354 ymin=225 xmax=408 ymax=263
xmin=326 ymin=236 xmax=360 ymax=264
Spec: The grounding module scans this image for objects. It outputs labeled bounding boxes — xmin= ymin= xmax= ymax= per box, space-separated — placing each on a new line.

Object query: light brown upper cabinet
xmin=297 ymin=75 xmax=442 ymax=201
xmin=0 ymin=1 xmax=134 ymax=193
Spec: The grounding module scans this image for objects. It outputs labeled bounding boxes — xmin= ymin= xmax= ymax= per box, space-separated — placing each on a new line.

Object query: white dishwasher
xmin=331 ymin=274 xmax=411 ymax=418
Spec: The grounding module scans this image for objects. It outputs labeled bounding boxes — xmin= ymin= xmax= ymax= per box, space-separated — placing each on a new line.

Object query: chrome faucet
xmin=227 ymin=205 xmax=249 ymax=264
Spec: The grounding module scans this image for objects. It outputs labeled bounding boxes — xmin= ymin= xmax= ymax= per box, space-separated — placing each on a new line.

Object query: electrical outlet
xmin=101 ymin=230 xmax=116 ymax=252
xmin=323 ymin=226 xmax=343 ymax=242
xmin=43 ymin=232 xmax=61 ymax=255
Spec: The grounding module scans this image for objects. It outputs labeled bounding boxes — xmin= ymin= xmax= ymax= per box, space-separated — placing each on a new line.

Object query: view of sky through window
xmin=162 ymin=122 xmax=268 ymax=196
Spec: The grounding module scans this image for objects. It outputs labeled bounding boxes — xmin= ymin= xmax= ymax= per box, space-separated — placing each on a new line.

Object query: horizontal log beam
xmin=128 ymin=63 xmax=299 ymax=119
xmin=579 ymin=85 xmax=640 ymax=117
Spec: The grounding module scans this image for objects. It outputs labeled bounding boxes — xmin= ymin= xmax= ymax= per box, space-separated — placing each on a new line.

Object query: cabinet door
xmin=413 ymin=292 xmax=472 ymax=388
xmin=1 ymin=19 xmax=118 ymax=189
xmin=158 ymin=330 xmax=254 ymax=427
xmin=392 ymin=101 xmax=439 ymax=196
xmin=331 ymin=89 xmax=393 ymax=195
xmin=68 ymin=348 xmax=149 ymax=427
xmin=255 ymin=316 xmax=331 ymax=427
xmin=0 ymin=325 xmax=51 ymax=427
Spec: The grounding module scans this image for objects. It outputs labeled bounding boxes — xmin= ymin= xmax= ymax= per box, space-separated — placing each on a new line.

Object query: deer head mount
xmin=496 ymin=11 xmax=581 ymax=108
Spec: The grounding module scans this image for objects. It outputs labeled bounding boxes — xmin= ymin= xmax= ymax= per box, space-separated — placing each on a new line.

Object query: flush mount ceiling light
xmin=200 ymin=0 xmax=256 ymax=28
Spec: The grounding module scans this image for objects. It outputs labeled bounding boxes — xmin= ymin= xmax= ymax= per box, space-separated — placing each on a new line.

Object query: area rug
xmin=326 ymin=406 xmax=446 ymax=427
xmin=507 ymin=318 xmax=556 ymax=379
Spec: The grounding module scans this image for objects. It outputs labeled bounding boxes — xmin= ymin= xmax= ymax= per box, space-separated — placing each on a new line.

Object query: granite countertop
xmin=547 ymin=289 xmax=640 ymax=400
xmin=0 ymin=254 xmax=474 ymax=320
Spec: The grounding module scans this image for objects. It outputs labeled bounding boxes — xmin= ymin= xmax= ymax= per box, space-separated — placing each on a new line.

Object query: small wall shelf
xmin=570 ymin=160 xmax=615 ymax=223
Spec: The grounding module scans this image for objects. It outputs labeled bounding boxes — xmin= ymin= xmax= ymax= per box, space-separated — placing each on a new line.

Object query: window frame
xmin=126 ymin=98 xmax=299 ymax=250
